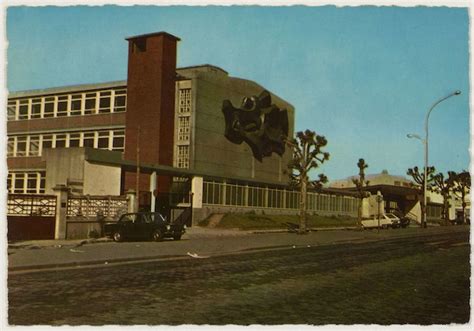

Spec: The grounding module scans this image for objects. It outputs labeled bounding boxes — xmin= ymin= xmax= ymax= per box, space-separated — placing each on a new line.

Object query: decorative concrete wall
xmin=187 ymin=68 xmax=295 ymax=184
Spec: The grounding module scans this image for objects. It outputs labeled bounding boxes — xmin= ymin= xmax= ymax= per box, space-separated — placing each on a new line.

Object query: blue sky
xmin=6 ymin=5 xmax=470 ymax=181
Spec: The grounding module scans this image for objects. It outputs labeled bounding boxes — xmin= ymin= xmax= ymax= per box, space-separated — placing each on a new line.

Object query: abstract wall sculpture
xmin=222 ymin=90 xmax=289 ymax=162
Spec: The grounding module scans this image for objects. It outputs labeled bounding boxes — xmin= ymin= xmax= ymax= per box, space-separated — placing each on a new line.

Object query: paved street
xmin=8 ymin=226 xmax=470 ymax=325
xmin=8 ymin=225 xmax=467 ymax=271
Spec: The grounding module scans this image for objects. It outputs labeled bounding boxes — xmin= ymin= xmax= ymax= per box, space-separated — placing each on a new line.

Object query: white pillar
xmin=191 ymin=176 xmax=203 ymax=208
xmin=149 ymin=171 xmax=157 ymax=212
xmin=126 ymin=189 xmax=137 ymax=213
xmin=53 ymin=185 xmax=69 ymax=240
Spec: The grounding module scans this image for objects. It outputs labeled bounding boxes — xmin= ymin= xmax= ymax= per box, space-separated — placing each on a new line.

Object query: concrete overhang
xmin=83 ymin=148 xmax=290 ymax=188
xmin=335 ymin=184 xmax=420 ymax=197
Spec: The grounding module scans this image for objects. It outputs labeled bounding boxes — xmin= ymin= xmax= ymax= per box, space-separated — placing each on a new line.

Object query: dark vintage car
xmin=104 ymin=212 xmax=186 ymax=242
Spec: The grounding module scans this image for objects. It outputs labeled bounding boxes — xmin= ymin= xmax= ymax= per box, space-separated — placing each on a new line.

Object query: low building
xmin=329 ymin=169 xmax=461 ymax=222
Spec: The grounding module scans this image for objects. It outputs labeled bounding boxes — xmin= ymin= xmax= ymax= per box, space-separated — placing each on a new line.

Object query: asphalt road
xmin=8 ymin=227 xmax=470 ymax=325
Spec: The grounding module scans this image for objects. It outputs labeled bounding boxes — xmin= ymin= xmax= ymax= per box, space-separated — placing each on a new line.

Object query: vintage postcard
xmin=3 ymin=0 xmax=472 ymax=328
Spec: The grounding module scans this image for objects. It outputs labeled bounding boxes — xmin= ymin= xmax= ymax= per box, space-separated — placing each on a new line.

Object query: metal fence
xmin=7 ymin=194 xmax=57 ymax=216
xmin=202 ymin=181 xmax=358 ymax=214
xmin=67 ymin=195 xmax=128 ymax=218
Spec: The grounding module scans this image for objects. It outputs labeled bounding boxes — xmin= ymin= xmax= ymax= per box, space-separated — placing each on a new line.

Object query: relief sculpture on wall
xmin=222 ymin=90 xmax=289 ymax=162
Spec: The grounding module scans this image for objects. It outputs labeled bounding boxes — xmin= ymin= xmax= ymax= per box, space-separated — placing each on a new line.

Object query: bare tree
xmin=407 ymin=166 xmax=435 ymax=227
xmin=287 ymin=130 xmax=329 ymax=234
xmin=352 ymin=159 xmax=369 ymax=229
xmin=449 ymin=171 xmax=471 ymax=224
xmin=431 ymin=172 xmax=454 ymax=225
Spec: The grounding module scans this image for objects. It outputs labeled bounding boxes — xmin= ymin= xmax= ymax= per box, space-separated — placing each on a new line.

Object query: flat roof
xmin=177 ymin=64 xmax=228 ymax=75
xmin=125 ymin=31 xmax=180 ymax=41
xmin=9 ymin=80 xmax=127 ymax=99
xmin=8 ymin=65 xmax=227 ymax=98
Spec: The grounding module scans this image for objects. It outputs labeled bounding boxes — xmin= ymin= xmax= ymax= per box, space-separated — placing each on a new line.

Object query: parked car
xmin=388 ymin=208 xmax=416 ymax=228
xmin=451 ymin=215 xmax=467 ymax=225
xmin=361 ymin=213 xmax=400 ymax=229
xmin=104 ymin=212 xmax=186 ymax=242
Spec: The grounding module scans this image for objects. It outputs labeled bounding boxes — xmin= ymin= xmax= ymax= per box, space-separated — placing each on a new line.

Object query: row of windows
xmin=202 ymin=181 xmax=359 ymax=213
xmin=8 ymin=88 xmax=127 ymax=121
xmin=7 ymin=172 xmax=46 ymax=194
xmin=178 ymin=88 xmax=191 ymax=114
xmin=427 ymin=205 xmax=442 ymax=218
xmin=175 ymin=88 xmax=191 ymax=169
xmin=7 ymin=129 xmax=125 ymax=157
xmin=176 ymin=145 xmax=190 ymax=169
xmin=177 ymin=116 xmax=190 ymax=141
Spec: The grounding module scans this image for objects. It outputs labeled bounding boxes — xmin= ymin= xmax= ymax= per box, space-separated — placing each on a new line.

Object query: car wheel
xmin=152 ymin=229 xmax=164 ymax=242
xmin=113 ymin=231 xmax=123 ymax=242
xmin=173 ymin=234 xmax=182 ymax=241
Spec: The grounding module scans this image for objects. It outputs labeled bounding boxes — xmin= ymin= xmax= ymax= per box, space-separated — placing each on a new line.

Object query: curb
xmin=8 ymin=238 xmax=112 ymax=250
xmin=8 ymin=254 xmax=186 ymax=273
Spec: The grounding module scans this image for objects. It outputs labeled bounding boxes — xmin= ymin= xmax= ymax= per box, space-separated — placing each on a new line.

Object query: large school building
xmin=7 ymin=31 xmax=361 ymax=228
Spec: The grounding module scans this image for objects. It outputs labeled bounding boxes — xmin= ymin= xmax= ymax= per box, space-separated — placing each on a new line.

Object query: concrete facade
xmin=43 ymin=148 xmax=121 ymax=196
xmin=83 ymin=162 xmax=121 ymax=196
xmin=177 ymin=66 xmax=294 ymax=183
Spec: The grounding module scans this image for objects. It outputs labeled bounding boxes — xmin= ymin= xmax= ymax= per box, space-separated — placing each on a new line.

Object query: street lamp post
xmin=407 ymin=90 xmax=461 ymax=228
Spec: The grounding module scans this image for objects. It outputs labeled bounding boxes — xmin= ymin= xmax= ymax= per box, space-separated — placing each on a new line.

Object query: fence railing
xmin=7 ymin=194 xmax=57 ymax=216
xmin=66 ymin=195 xmax=128 ymax=219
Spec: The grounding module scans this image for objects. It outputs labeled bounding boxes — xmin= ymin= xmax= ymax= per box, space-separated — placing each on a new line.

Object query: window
xmin=7 ymin=174 xmax=12 ymax=193
xmin=57 ymin=95 xmax=68 ymax=117
xmin=16 ymin=136 xmax=27 ymax=156
xmin=132 ymin=39 xmax=146 ymax=53
xmin=84 ymin=93 xmax=97 ymax=115
xmin=82 ymin=132 xmax=95 ymax=148
xmin=42 ymin=135 xmax=53 ymax=151
xmin=31 ymin=98 xmax=42 ymax=119
xmin=178 ymin=89 xmax=191 ymax=114
xmin=55 ymin=134 xmax=67 ymax=148
xmin=177 ymin=145 xmax=189 ymax=168
xmin=39 ymin=174 xmax=45 ymax=193
xmin=7 ymin=137 xmax=15 ymax=157
xmin=114 ymin=89 xmax=126 ymax=112
xmin=178 ymin=116 xmax=190 ymax=141
xmin=8 ymin=100 xmax=17 ymax=120
xmin=29 ymin=136 xmax=40 ymax=156
xmin=70 ymin=94 xmax=82 ymax=116
xmin=18 ymin=100 xmax=29 ymax=120
xmin=9 ymin=171 xmax=46 ymax=194
xmin=69 ymin=133 xmax=80 ymax=147
xmin=112 ymin=130 xmax=125 ymax=151
xmin=14 ymin=173 xmax=25 ymax=193
xmin=26 ymin=173 xmax=38 ymax=193
xmin=44 ymin=97 xmax=55 ymax=118
xmin=99 ymin=91 xmax=111 ymax=113
xmin=97 ymin=131 xmax=110 ymax=149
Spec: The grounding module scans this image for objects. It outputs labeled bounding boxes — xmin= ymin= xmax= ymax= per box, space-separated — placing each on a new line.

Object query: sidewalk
xmin=8 ymin=225 xmax=464 ymax=273
xmin=7 ymin=225 xmax=356 ymax=250
xmin=7 ymin=226 xmax=252 ymax=250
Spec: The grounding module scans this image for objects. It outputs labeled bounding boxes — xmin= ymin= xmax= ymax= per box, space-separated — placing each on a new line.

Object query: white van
xmin=361 ymin=213 xmax=400 ymax=229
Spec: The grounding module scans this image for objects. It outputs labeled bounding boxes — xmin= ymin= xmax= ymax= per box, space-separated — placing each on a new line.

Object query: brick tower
xmin=123 ymin=32 xmax=180 ymax=206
